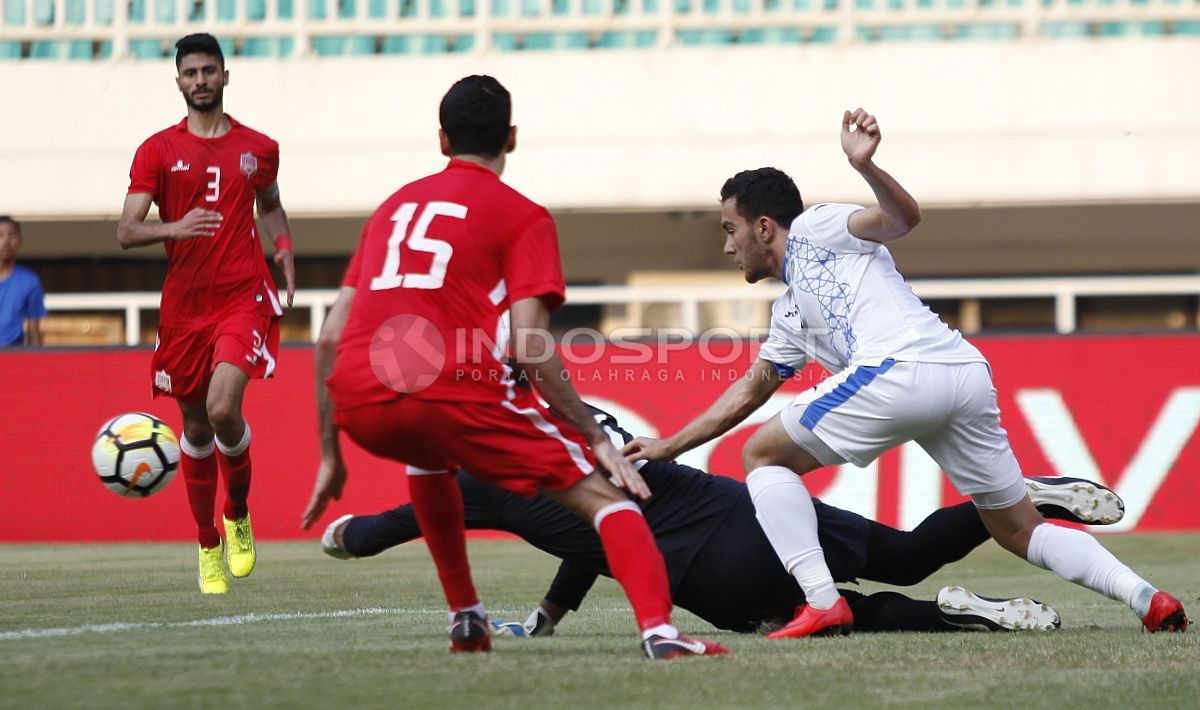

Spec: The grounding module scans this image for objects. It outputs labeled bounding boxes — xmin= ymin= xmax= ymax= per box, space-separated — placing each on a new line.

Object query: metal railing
xmin=0 ymin=0 xmax=1196 ymax=57
xmin=42 ymin=274 xmax=1200 ymax=345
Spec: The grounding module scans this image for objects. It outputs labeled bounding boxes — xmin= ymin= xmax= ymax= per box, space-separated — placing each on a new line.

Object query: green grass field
xmin=2 ymin=534 xmax=1197 ymax=709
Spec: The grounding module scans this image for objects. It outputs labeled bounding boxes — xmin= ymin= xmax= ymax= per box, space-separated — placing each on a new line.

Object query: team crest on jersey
xmin=239 ymin=152 xmax=258 ymax=178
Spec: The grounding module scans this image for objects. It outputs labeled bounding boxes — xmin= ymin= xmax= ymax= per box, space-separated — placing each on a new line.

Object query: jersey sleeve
xmin=797 ymin=203 xmax=875 ymax=254
xmin=127 ymin=138 xmax=161 ymax=198
xmin=253 ymin=139 xmax=280 ymax=191
xmin=503 ymin=209 xmax=566 ymax=311
xmin=757 ymin=297 xmax=809 ymax=377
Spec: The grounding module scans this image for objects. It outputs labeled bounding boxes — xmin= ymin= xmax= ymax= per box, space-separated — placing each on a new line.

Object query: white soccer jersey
xmin=759 ymin=202 xmax=985 ymax=374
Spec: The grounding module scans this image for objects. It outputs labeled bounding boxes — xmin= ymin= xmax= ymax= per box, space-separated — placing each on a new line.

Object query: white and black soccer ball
xmin=92 ymin=413 xmax=180 ymax=498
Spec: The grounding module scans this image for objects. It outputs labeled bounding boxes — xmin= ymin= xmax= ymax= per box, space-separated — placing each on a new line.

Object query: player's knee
xmin=182 ymin=424 xmax=214 ymax=450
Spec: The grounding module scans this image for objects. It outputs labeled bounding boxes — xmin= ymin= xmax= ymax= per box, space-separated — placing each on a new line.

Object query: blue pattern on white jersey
xmin=785 ymin=236 xmax=857 ymax=363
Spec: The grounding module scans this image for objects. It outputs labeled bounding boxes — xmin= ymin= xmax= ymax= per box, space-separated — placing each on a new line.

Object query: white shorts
xmin=780 ymin=359 xmax=1024 ymax=497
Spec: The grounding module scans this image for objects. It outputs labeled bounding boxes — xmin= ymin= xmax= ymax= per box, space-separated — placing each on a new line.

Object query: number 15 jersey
xmin=329 ymin=159 xmax=567 ymax=408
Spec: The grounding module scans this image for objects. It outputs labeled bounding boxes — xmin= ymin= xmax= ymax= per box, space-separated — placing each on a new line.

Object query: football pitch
xmin=2 ymin=534 xmax=1197 ymax=709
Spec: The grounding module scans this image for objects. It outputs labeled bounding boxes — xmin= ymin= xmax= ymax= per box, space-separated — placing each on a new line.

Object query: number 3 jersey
xmin=329 ymin=159 xmax=567 ymax=408
xmin=127 ymin=116 xmax=282 ymax=327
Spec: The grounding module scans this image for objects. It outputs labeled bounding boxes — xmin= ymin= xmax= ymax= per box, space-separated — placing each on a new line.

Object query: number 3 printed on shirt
xmin=205 ymin=167 xmax=220 ymax=202
xmin=370 ymin=201 xmax=464 ymax=291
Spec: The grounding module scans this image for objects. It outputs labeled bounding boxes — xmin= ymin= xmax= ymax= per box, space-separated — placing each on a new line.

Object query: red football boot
xmin=767 ymin=596 xmax=854 ymax=639
xmin=642 ymin=634 xmax=729 ymax=660
xmin=449 ymin=610 xmax=493 ymax=652
xmin=1141 ymin=592 xmax=1190 ymax=633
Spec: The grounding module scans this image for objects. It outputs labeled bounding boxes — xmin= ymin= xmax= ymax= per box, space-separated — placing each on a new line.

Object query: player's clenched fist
xmin=841 ymin=108 xmax=881 ymax=170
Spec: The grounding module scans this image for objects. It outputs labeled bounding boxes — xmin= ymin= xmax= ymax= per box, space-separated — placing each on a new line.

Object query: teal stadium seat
xmin=492 ymin=0 xmax=512 ymax=17
xmin=521 ymin=32 xmax=589 ymax=49
xmin=30 ymin=40 xmax=94 ymax=60
xmin=242 ymin=37 xmax=295 ymax=57
xmin=520 ymin=0 xmax=540 ymax=16
xmin=65 ymin=0 xmax=86 ymax=24
xmin=1041 ymin=22 xmax=1089 ymax=38
xmin=128 ymin=0 xmax=146 ymax=22
xmin=596 ymin=30 xmax=657 ymax=48
xmin=218 ymin=0 xmax=237 ymax=21
xmin=1098 ymin=22 xmax=1165 ymax=37
xmin=311 ymin=36 xmax=376 ymax=56
xmin=4 ymin=0 xmax=24 ymax=24
xmin=34 ymin=0 xmax=53 ymax=24
xmin=0 ymin=42 xmax=22 ymax=59
xmin=676 ymin=29 xmax=733 ymax=45
xmin=381 ymin=34 xmax=454 ymax=54
xmin=96 ymin=0 xmax=115 ymax=24
xmin=878 ymin=25 xmax=943 ymax=41
xmin=155 ymin=0 xmax=177 ymax=23
xmin=739 ymin=27 xmax=804 ymax=45
xmin=130 ymin=39 xmax=165 ymax=58
xmin=956 ymin=23 xmax=1018 ymax=40
xmin=368 ymin=0 xmax=388 ymax=18
xmin=247 ymin=0 xmax=295 ymax=19
xmin=1175 ymin=21 xmax=1200 ymax=36
xmin=492 ymin=33 xmax=519 ymax=50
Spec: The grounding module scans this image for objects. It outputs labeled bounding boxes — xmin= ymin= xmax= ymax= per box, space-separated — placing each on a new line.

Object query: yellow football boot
xmin=223 ymin=513 xmax=257 ymax=578
xmin=198 ymin=542 xmax=229 ymax=594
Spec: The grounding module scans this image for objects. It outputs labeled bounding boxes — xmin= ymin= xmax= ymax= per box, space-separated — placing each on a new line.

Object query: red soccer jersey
xmin=128 ymin=116 xmax=282 ymax=326
xmin=328 ymin=159 xmax=567 ymax=407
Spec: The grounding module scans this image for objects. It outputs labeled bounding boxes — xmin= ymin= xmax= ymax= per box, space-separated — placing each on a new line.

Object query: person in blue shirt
xmin=0 ymin=216 xmax=47 ymax=347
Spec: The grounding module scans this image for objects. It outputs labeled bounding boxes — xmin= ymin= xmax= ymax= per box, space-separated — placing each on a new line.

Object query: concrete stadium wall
xmin=3 ymin=39 xmax=1200 ymax=219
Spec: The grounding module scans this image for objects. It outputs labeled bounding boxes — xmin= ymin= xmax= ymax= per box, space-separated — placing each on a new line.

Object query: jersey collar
xmin=174 ymin=114 xmax=242 ymax=135
xmin=446 ymin=158 xmax=498 ymax=176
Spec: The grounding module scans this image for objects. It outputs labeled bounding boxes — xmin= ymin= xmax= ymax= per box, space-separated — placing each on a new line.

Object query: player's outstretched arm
xmin=302 ymin=286 xmax=356 ymax=530
xmin=116 ymin=193 xmax=223 ymax=249
xmin=257 ymin=183 xmax=296 ymax=307
xmin=623 ymin=358 xmax=785 ymax=462
xmin=840 ymin=108 xmax=922 ymax=245
xmin=510 ymin=296 xmax=651 ymax=499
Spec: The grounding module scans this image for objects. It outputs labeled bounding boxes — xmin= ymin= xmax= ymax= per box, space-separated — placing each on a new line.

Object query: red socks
xmin=180 ymin=437 xmax=220 ymax=549
xmin=215 ymin=426 xmax=252 ymax=521
xmin=408 ymin=471 xmax=479 ymax=611
xmin=595 ymin=502 xmax=673 ymax=631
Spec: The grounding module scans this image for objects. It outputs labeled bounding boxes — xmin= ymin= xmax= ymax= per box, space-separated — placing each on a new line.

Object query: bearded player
xmin=117 ymin=33 xmax=296 ymax=594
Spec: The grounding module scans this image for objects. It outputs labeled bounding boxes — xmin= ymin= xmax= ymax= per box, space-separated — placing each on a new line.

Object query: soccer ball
xmin=92 ymin=413 xmax=180 ymax=498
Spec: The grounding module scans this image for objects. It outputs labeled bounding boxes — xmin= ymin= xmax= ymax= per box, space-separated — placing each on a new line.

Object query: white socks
xmin=216 ymin=424 xmax=251 ymax=457
xmin=747 ymin=466 xmax=840 ymax=610
xmin=1027 ymin=523 xmax=1157 ymax=617
xmin=449 ymin=601 xmax=486 ymax=623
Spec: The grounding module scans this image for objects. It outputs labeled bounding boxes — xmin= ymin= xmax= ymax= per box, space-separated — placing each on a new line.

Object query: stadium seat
xmin=30 ymin=40 xmax=93 ymax=60
xmin=380 ymin=34 xmax=454 ymax=54
xmin=1176 ymin=21 xmax=1200 ymax=36
xmin=596 ymin=30 xmax=657 ymax=48
xmin=492 ymin=33 xmax=519 ymax=50
xmin=520 ymin=0 xmax=540 ymax=16
xmin=65 ymin=0 xmax=86 ymax=24
xmin=34 ymin=0 xmax=53 ymax=24
xmin=1041 ymin=22 xmax=1089 ymax=38
xmin=217 ymin=0 xmax=237 ymax=21
xmin=739 ymin=27 xmax=804 ymax=45
xmin=956 ymin=23 xmax=1018 ymax=40
xmin=312 ymin=35 xmax=377 ymax=56
xmin=676 ymin=29 xmax=733 ymax=45
xmin=95 ymin=0 xmax=115 ymax=24
xmin=521 ymin=32 xmax=589 ymax=50
xmin=248 ymin=0 xmax=267 ymax=19
xmin=3 ymin=0 xmax=23 ymax=24
xmin=242 ymin=37 xmax=295 ymax=57
xmin=155 ymin=0 xmax=177 ymax=23
xmin=96 ymin=40 xmax=113 ymax=58
xmin=128 ymin=0 xmax=146 ymax=22
xmin=130 ymin=38 xmax=165 ymax=58
xmin=492 ymin=0 xmax=512 ymax=17
xmin=0 ymin=42 xmax=22 ymax=59
xmin=456 ymin=0 xmax=474 ymax=17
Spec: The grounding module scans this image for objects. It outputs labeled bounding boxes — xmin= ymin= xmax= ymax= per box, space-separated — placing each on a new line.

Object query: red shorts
xmin=336 ymin=394 xmax=597 ymax=497
xmin=151 ymin=311 xmax=280 ymax=401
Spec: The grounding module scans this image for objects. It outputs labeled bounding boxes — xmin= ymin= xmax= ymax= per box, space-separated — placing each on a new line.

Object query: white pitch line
xmin=1 ymin=608 xmax=411 ymax=641
xmin=0 ymin=606 xmax=559 ymax=641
